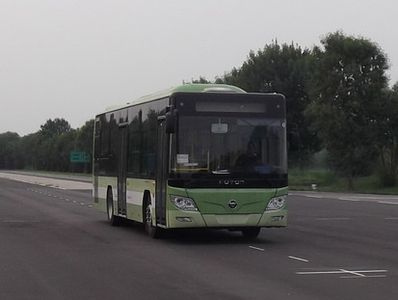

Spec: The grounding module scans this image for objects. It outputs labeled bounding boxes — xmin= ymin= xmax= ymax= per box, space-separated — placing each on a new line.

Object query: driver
xmin=235 ymin=141 xmax=260 ymax=169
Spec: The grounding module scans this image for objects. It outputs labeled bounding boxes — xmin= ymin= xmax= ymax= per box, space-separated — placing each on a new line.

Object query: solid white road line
xmin=303 ymin=195 xmax=324 ymax=199
xmin=296 ymin=269 xmax=387 ymax=275
xmin=341 ymin=275 xmax=387 ymax=279
xmin=378 ymin=201 xmax=398 ymax=205
xmin=338 ymin=197 xmax=361 ymax=202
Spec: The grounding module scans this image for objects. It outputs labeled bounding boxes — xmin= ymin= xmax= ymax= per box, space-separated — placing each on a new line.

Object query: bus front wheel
xmin=144 ymin=199 xmax=162 ymax=238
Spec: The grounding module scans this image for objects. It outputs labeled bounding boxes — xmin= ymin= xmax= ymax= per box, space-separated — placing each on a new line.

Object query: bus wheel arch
xmin=142 ymin=190 xmax=151 ymax=222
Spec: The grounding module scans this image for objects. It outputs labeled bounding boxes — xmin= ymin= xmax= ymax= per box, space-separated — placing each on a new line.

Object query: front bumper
xmin=167 ymin=208 xmax=287 ymax=228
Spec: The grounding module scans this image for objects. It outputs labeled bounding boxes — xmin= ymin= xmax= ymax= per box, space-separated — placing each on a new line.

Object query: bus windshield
xmin=171 ymin=115 xmax=287 ymax=176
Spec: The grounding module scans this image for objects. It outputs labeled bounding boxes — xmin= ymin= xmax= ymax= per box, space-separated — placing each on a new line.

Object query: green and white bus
xmin=93 ymin=84 xmax=287 ymax=238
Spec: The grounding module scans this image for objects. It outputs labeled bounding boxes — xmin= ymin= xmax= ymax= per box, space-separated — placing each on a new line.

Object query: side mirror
xmin=165 ymin=109 xmax=177 ymax=134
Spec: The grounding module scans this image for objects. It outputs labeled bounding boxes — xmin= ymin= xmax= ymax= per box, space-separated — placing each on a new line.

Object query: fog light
xmin=176 ymin=217 xmax=192 ymax=222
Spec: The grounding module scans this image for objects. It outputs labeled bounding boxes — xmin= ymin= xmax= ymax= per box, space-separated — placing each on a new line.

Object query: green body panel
xmin=94 ymin=177 xmax=287 ymax=228
xmin=185 ymin=188 xmax=277 ymax=214
xmin=168 ymin=84 xmax=245 ymax=94
xmin=166 ymin=186 xmax=288 ymax=228
xmin=258 ymin=208 xmax=288 ymax=227
xmin=93 ymin=176 xmax=154 ymax=223
xmin=167 ymin=209 xmax=207 ymax=228
xmin=104 ymin=84 xmax=246 ymax=114
xmin=93 ymin=176 xmax=117 ymax=213
xmin=275 ymin=186 xmax=288 ymax=197
xmin=125 ymin=178 xmax=155 ymax=222
xmin=126 ymin=203 xmax=143 ymax=222
xmin=202 ymin=214 xmax=262 ymax=227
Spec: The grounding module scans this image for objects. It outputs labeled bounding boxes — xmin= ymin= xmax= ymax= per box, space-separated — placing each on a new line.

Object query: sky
xmin=1 ymin=0 xmax=397 ymax=136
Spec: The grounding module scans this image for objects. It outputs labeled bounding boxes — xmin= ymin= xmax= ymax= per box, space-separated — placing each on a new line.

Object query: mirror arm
xmin=165 ymin=108 xmax=178 ymax=134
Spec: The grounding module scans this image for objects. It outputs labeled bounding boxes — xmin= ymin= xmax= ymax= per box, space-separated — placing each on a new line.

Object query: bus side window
xmin=100 ymin=114 xmax=111 ymax=156
xmin=127 ymin=107 xmax=142 ymax=176
xmin=94 ymin=119 xmax=101 ymax=158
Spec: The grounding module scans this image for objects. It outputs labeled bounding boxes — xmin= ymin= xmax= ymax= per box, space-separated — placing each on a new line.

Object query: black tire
xmin=106 ymin=188 xmax=121 ymax=226
xmin=144 ymin=198 xmax=162 ymax=238
xmin=241 ymin=227 xmax=261 ymax=239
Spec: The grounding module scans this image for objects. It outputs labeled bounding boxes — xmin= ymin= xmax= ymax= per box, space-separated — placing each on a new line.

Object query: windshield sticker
xmin=177 ymin=154 xmax=189 ymax=164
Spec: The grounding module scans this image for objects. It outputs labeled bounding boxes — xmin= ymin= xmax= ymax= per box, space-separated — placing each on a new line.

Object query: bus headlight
xmin=266 ymin=195 xmax=286 ymax=211
xmin=170 ymin=195 xmax=198 ymax=211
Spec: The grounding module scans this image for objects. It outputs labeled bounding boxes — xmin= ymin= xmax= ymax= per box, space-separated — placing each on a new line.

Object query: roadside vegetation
xmin=1 ymin=31 xmax=398 ymax=194
xmin=289 ymin=168 xmax=398 ymax=195
xmin=0 ymin=118 xmax=94 ymax=173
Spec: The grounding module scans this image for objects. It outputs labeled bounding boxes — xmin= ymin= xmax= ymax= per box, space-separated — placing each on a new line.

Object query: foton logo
xmin=219 ymin=180 xmax=245 ymax=186
xmin=228 ymin=200 xmax=238 ymax=209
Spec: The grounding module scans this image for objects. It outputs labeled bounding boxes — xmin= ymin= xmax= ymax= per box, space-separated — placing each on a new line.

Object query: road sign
xmin=70 ymin=151 xmax=90 ymax=163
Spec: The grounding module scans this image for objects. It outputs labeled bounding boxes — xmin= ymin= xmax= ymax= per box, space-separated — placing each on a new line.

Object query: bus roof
xmin=103 ymin=84 xmax=246 ymax=113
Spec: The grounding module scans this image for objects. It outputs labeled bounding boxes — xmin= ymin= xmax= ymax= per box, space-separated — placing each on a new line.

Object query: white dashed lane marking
xmin=248 ymin=246 xmax=265 ymax=252
xmin=26 ymin=189 xmax=91 ymax=208
xmin=378 ymin=201 xmax=398 ymax=205
xmin=288 ymin=256 xmax=309 ymax=263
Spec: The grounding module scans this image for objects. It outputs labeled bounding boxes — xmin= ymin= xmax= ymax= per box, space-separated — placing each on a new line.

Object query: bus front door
xmin=155 ymin=119 xmax=167 ymax=225
xmin=117 ymin=125 xmax=128 ymax=216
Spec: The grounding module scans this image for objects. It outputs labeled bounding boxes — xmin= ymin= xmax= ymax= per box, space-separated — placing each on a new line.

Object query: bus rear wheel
xmin=241 ymin=227 xmax=261 ymax=239
xmin=144 ymin=199 xmax=162 ymax=238
xmin=107 ymin=188 xmax=121 ymax=226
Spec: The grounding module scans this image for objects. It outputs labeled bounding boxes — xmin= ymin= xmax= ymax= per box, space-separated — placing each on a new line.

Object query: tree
xmin=19 ymin=133 xmax=40 ymax=170
xmin=191 ymin=77 xmax=211 ymax=84
xmin=374 ymin=83 xmax=398 ymax=186
xmin=40 ymin=118 xmax=71 ymax=138
xmin=74 ymin=120 xmax=94 ymax=173
xmin=0 ymin=132 xmax=21 ymax=169
xmin=37 ymin=118 xmax=73 ymax=171
xmin=53 ymin=130 xmax=77 ymax=171
xmin=0 ymin=118 xmax=93 ymax=173
xmin=306 ymin=32 xmax=389 ymax=188
xmin=220 ymin=41 xmax=320 ymax=166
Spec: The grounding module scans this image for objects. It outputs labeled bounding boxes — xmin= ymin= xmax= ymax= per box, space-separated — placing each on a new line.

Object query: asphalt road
xmin=0 ymin=176 xmax=397 ymax=299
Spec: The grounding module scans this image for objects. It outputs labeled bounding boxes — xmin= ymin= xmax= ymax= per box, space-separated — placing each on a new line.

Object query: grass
xmin=289 ymin=168 xmax=398 ymax=195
